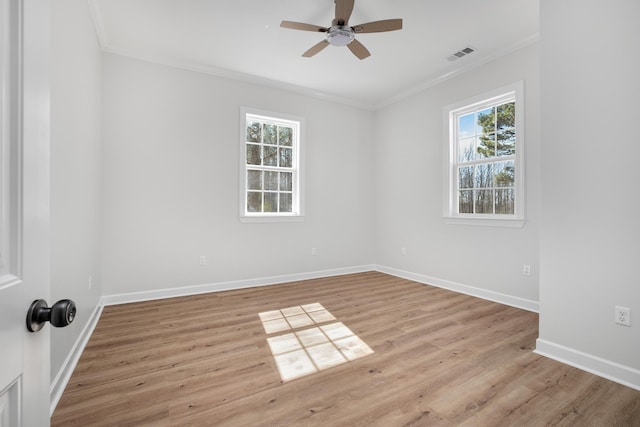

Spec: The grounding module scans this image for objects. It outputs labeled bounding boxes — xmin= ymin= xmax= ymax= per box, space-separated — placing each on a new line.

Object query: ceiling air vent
xmin=447 ymin=46 xmax=475 ymax=61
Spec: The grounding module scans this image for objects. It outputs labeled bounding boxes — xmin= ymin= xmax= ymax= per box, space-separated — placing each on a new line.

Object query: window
xmin=444 ymin=82 xmax=524 ymax=227
xmin=239 ymin=108 xmax=304 ymax=222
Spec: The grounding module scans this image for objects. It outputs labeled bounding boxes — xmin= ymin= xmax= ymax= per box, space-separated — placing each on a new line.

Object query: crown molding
xmin=101 ymin=45 xmax=377 ymax=111
xmin=86 ymin=2 xmax=538 ymax=112
xmin=87 ymin=0 xmax=107 ymax=49
xmin=374 ymin=33 xmax=540 ymax=109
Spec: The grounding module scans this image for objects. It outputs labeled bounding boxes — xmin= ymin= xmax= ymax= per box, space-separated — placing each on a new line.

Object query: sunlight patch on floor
xmin=259 ymin=304 xmax=374 ymax=382
xmin=259 ymin=303 xmax=336 ymax=333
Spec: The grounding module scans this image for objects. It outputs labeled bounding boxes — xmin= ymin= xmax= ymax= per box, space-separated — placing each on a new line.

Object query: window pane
xmin=495 ymin=189 xmax=515 ymax=214
xmin=494 ymin=161 xmax=515 ymax=187
xmin=247 ymin=144 xmax=261 ymax=165
xmin=477 ymin=133 xmax=496 ymax=158
xmin=448 ymin=88 xmax=519 ymax=219
xmin=458 ymin=113 xmax=475 ymax=138
xmin=497 ymin=129 xmax=515 ymax=156
xmin=280 ymin=172 xmax=292 ymax=191
xmin=243 ymin=111 xmax=301 ymax=218
xmin=458 ymin=137 xmax=475 ymax=162
xmin=263 ymin=146 xmax=278 ymax=166
xmin=459 ymin=190 xmax=473 ymax=213
xmin=264 ymin=192 xmax=277 ymax=212
xmin=279 ymin=147 xmax=292 ymax=168
xmin=475 ymin=164 xmax=493 ymax=189
xmin=247 ymin=192 xmax=262 ymax=212
xmin=247 ymin=170 xmax=262 ymax=190
xmin=496 ymin=102 xmax=515 ymax=130
xmin=459 ymin=166 xmax=473 ymax=189
xmin=279 ymin=193 xmax=292 ymax=212
xmin=476 ymin=107 xmax=495 ymax=134
xmin=264 ymin=171 xmax=278 ymax=190
xmin=475 ymin=189 xmax=493 ymax=213
xmin=279 ymin=126 xmax=293 ymax=146
xmin=264 ymin=124 xmax=277 ymax=144
xmin=247 ymin=122 xmax=261 ymax=143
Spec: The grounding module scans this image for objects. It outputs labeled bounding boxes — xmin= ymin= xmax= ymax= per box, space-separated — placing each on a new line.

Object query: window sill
xmin=240 ymin=215 xmax=305 ymax=224
xmin=443 ymin=216 xmax=525 ymax=228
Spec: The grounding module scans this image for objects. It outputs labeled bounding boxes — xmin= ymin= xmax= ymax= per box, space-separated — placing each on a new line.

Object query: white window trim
xmin=443 ymin=81 xmax=525 ymax=228
xmin=239 ymin=107 xmax=305 ymax=223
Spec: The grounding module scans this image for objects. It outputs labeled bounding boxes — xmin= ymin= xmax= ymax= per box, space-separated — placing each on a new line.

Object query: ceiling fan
xmin=280 ymin=0 xmax=403 ymax=60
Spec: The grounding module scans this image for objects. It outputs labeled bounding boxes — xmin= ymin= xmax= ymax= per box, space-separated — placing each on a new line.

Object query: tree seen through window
xmin=457 ymin=101 xmax=516 ymax=215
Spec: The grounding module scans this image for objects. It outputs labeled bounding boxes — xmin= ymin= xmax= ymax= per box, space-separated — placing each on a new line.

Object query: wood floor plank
xmin=52 ymin=272 xmax=640 ymax=426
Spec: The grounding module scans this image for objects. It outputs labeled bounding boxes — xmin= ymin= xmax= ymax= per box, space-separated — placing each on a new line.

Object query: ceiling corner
xmin=87 ymin=0 xmax=108 ymax=49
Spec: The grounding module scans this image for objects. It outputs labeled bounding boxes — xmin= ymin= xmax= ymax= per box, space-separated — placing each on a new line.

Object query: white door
xmin=0 ymin=0 xmax=51 ymax=426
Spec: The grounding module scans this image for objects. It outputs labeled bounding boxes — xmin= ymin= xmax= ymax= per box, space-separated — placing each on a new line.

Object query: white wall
xmin=100 ymin=54 xmax=376 ymax=296
xmin=50 ymin=0 xmax=103 ymax=382
xmin=374 ymin=43 xmax=540 ymax=307
xmin=47 ymin=0 xmax=640 ymax=399
xmin=537 ymin=0 xmax=640 ymax=385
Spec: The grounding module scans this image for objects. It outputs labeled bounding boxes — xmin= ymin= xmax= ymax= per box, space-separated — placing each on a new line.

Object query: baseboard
xmin=535 ymin=339 xmax=640 ymax=391
xmin=101 ymin=265 xmax=375 ymax=306
xmin=373 ymin=264 xmax=539 ymax=313
xmin=50 ymin=300 xmax=104 ymax=415
xmin=102 ymin=264 xmax=538 ymax=311
xmin=48 ymin=264 xmax=538 ymax=414
xmin=51 ymin=265 xmax=639 ymax=411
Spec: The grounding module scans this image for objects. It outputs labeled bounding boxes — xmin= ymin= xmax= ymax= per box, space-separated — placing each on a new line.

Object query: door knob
xmin=26 ymin=299 xmax=76 ymax=332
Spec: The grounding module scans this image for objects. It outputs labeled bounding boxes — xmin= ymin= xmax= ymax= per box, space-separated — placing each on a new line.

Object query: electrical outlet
xmin=615 ymin=306 xmax=631 ymax=326
xmin=401 ymin=247 xmax=406 ymax=255
xmin=311 ymin=247 xmax=317 ymax=256
xmin=88 ymin=275 xmax=92 ymax=290
xmin=522 ymin=264 xmax=531 ymax=276
xmin=199 ymin=256 xmax=207 ymax=266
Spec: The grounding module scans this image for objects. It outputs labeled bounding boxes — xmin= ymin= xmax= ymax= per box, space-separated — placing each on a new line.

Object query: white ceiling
xmin=89 ymin=0 xmax=539 ymax=109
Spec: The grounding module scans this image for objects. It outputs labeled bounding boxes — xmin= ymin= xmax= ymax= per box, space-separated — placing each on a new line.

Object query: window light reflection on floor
xmin=259 ymin=304 xmax=374 ymax=382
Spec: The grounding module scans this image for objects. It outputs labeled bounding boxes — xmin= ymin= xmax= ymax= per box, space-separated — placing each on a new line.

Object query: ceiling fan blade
xmin=302 ymin=40 xmax=330 ymax=57
xmin=333 ymin=0 xmax=355 ymax=25
xmin=347 ymin=39 xmax=370 ymax=60
xmin=280 ymin=21 xmax=328 ymax=33
xmin=352 ymin=19 xmax=403 ymax=33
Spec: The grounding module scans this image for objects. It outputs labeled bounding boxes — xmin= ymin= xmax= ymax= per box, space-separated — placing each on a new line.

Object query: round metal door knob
xmin=26 ymin=299 xmax=76 ymax=332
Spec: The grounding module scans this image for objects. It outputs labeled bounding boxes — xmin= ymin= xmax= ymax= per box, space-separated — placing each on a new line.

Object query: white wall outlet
xmin=614 ymin=306 xmax=631 ymax=326
xmin=199 ymin=255 xmax=207 ymax=266
xmin=88 ymin=275 xmax=92 ymax=290
xmin=401 ymin=247 xmax=406 ymax=255
xmin=522 ymin=264 xmax=531 ymax=276
xmin=311 ymin=247 xmax=317 ymax=256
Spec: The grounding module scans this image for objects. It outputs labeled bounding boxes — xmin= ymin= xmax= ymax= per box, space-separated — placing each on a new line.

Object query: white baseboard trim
xmin=48 ymin=264 xmax=539 ymax=414
xmin=373 ymin=264 xmax=539 ymax=313
xmin=51 ymin=265 xmax=639 ymax=410
xmin=535 ymin=339 xmax=640 ymax=391
xmin=49 ymin=266 xmax=371 ymax=416
xmin=101 ymin=265 xmax=375 ymax=306
xmin=50 ymin=300 xmax=104 ymax=415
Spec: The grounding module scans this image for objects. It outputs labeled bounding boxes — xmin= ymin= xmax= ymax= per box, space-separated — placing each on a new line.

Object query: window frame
xmin=239 ymin=107 xmax=305 ymax=223
xmin=443 ymin=81 xmax=525 ymax=228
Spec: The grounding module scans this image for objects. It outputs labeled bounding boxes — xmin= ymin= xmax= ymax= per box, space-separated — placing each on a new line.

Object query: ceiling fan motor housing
xmin=280 ymin=0 xmax=403 ymax=59
xmin=326 ymin=25 xmax=354 ymax=46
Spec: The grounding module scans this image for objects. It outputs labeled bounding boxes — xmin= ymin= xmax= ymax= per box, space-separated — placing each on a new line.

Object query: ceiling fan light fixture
xmin=280 ymin=0 xmax=402 ymax=59
xmin=326 ymin=25 xmax=354 ymax=46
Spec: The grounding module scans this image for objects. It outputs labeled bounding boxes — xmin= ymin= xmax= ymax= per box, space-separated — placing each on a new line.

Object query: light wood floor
xmin=52 ymin=272 xmax=640 ymax=426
